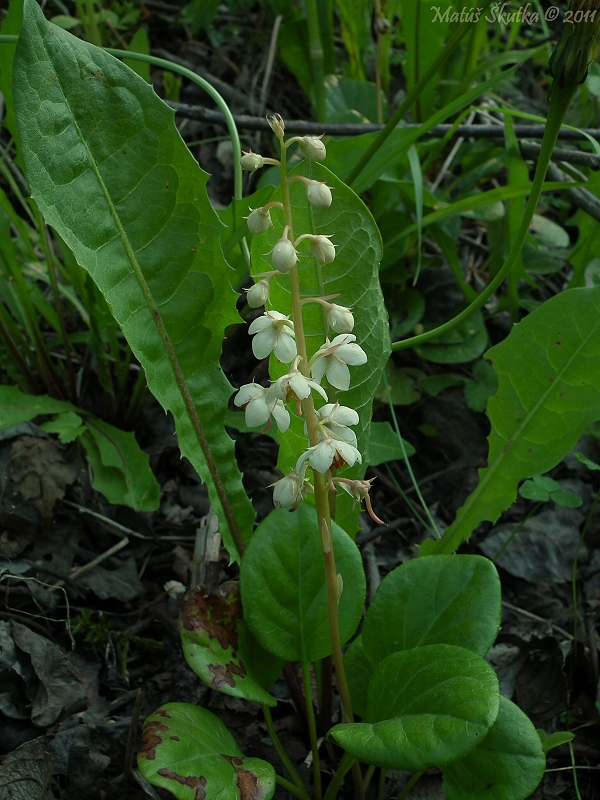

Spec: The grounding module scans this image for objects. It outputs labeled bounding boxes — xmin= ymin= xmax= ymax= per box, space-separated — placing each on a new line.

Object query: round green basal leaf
xmin=443 ymin=696 xmax=546 ymax=800
xmin=138 ymin=703 xmax=276 ymax=800
xmin=239 ymin=503 xmax=365 ymax=663
xmin=179 ymin=583 xmax=277 ymax=707
xmin=343 ymin=634 xmax=372 ymax=719
xmin=390 ymin=288 xmax=425 ymax=339
xmin=415 ymin=310 xmax=488 ymax=364
xmin=330 ymin=644 xmax=499 ymax=771
xmin=361 ymin=555 xmax=501 ymax=666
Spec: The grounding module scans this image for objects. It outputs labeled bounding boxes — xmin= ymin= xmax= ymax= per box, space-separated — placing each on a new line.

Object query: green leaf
xmin=138 ymin=702 xmax=276 ymax=800
xmin=361 ymin=556 xmax=501 ymax=665
xmin=415 ymin=310 xmax=488 ymax=364
xmin=80 ymin=419 xmax=160 ymax=511
xmin=551 ymin=490 xmax=582 ymax=508
xmin=0 ymin=385 xmax=74 ymax=428
xmin=179 ymin=583 xmax=277 ymax=706
xmin=377 ymin=365 xmax=423 ymax=406
xmin=464 ymin=359 xmax=498 ymax=412
xmin=330 ymin=644 xmax=499 ymax=771
xmin=13 ymin=0 xmax=254 ymax=558
xmin=367 ymin=421 xmax=415 ymax=466
xmin=536 ymin=729 xmax=574 ymax=755
xmin=436 ymin=286 xmax=600 ymax=553
xmin=390 ymin=288 xmax=425 ymax=339
xmin=39 ymin=411 xmax=86 ymax=443
xmin=530 ymin=214 xmax=570 ymax=249
xmin=443 ymin=696 xmax=545 ymax=800
xmin=518 ymin=479 xmax=550 ymax=502
xmin=123 ymin=27 xmax=151 ymax=82
xmin=419 ymin=373 xmax=465 ymax=397
xmin=250 ymin=162 xmax=390 ymax=535
xmin=239 ymin=503 xmax=365 ymax=663
xmin=344 ymin=634 xmax=372 ymax=718
xmin=0 ymin=386 xmax=159 ymax=510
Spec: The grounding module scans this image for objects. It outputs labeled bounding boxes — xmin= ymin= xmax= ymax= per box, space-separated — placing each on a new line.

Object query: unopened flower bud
xmin=267 ymin=113 xmax=285 ymax=138
xmin=271 ymin=236 xmax=298 ymax=273
xmin=306 ymin=180 xmax=332 ymax=208
xmin=299 ymin=136 xmax=327 ymax=162
xmin=245 ymin=206 xmax=273 ymax=235
xmin=549 ymin=0 xmax=600 ymax=90
xmin=241 ymin=152 xmax=265 ymax=172
xmin=327 ymin=304 xmax=354 ymax=333
xmin=309 ymin=235 xmax=336 ymax=264
xmin=245 ymin=279 xmax=270 ymax=308
xmin=271 ymin=470 xmax=302 ymax=508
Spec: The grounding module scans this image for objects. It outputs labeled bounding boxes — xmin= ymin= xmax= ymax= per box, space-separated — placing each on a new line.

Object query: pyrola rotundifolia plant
xmin=11 ymin=1 xmax=594 ymax=796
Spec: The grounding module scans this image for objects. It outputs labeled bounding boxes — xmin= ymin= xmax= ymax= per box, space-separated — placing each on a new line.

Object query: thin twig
xmin=166 ymin=103 xmax=600 ymax=142
xmin=61 ymin=499 xmax=152 ymax=539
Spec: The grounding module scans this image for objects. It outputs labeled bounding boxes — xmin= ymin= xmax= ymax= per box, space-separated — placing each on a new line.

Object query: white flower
xmin=310 ymin=235 xmax=336 ymax=264
xmin=241 ymin=152 xmax=265 ymax=172
xmin=299 ymin=437 xmax=362 ymax=474
xmin=306 ymin=180 xmax=332 ymax=208
xmin=327 ymin=304 xmax=354 ymax=333
xmin=267 ymin=360 xmax=329 ymax=407
xmin=234 ymin=382 xmax=290 ymax=432
xmin=248 ymin=311 xmax=297 ymax=362
xmin=245 ymin=207 xmax=273 ymax=235
xmin=271 ymin=471 xmax=302 ymax=508
xmin=267 ymin=113 xmax=285 ymax=138
xmin=299 ymin=136 xmax=327 ymax=162
xmin=316 ymin=403 xmax=359 ymax=447
xmin=311 ymin=334 xmax=367 ymax=391
xmin=245 ymin=279 xmax=270 ymax=308
xmin=271 ymin=236 xmax=298 ymax=273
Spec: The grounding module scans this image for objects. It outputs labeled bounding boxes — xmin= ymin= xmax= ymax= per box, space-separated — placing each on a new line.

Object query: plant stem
xmin=393 ymin=83 xmax=577 ymax=358
xmin=279 ymin=137 xmax=364 ymax=800
xmin=305 ymin=0 xmax=327 ymax=121
xmin=276 ymin=774 xmax=311 ymax=800
xmin=396 ymin=771 xmax=423 ymax=800
xmin=301 ymin=660 xmax=322 ymax=800
xmin=322 ymin=752 xmax=356 ymax=800
xmin=263 ymin=706 xmax=311 ymax=800
xmin=378 ymin=768 xmax=387 ymax=800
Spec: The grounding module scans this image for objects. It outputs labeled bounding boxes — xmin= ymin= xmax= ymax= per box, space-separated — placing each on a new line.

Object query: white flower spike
xmin=248 ymin=310 xmax=297 ymax=362
xmin=311 ymin=334 xmax=367 ymax=391
xmin=234 ymin=382 xmax=290 ymax=433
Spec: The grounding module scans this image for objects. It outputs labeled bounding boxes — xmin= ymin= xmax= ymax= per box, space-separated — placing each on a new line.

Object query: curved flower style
xmin=248 ymin=311 xmax=297 ymax=362
xmin=311 ymin=334 xmax=367 ymax=391
xmin=233 ymin=382 xmax=290 ymax=433
xmin=335 ymin=477 xmax=384 ymax=525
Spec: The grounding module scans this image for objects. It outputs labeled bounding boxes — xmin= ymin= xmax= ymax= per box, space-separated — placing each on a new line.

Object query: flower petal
xmin=252 ymin=329 xmax=276 ymax=359
xmin=274 ymin=332 xmax=298 ymax=363
xmin=309 ymin=440 xmax=336 ymax=473
xmin=245 ymin=397 xmax=270 ymax=427
xmin=271 ymin=402 xmax=291 ymax=433
xmin=326 ymin=359 xmax=351 ymax=391
xmin=336 ymin=342 xmax=367 ymax=366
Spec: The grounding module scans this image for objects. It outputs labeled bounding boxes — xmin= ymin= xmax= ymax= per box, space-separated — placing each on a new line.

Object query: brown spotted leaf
xmin=138 ymin=703 xmax=276 ymax=800
xmin=179 ymin=583 xmax=279 ymax=706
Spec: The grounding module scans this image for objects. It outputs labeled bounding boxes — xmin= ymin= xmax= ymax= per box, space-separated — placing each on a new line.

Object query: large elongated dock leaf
xmin=13 ymin=0 xmax=254 ymax=557
xmin=435 ymin=285 xmax=600 ymax=554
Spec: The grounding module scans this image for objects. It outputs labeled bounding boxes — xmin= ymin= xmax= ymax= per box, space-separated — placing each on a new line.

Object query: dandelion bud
xmin=306 ymin=180 xmax=332 ymax=208
xmin=299 ymin=136 xmax=327 ymax=162
xmin=241 ymin=152 xmax=265 ymax=172
xmin=271 ymin=236 xmax=298 ymax=273
xmin=245 ymin=206 xmax=273 ymax=235
xmin=309 ymin=235 xmax=336 ymax=264
xmin=267 ymin=113 xmax=285 ymax=139
xmin=245 ymin=279 xmax=270 ymax=308
xmin=327 ymin=304 xmax=354 ymax=334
